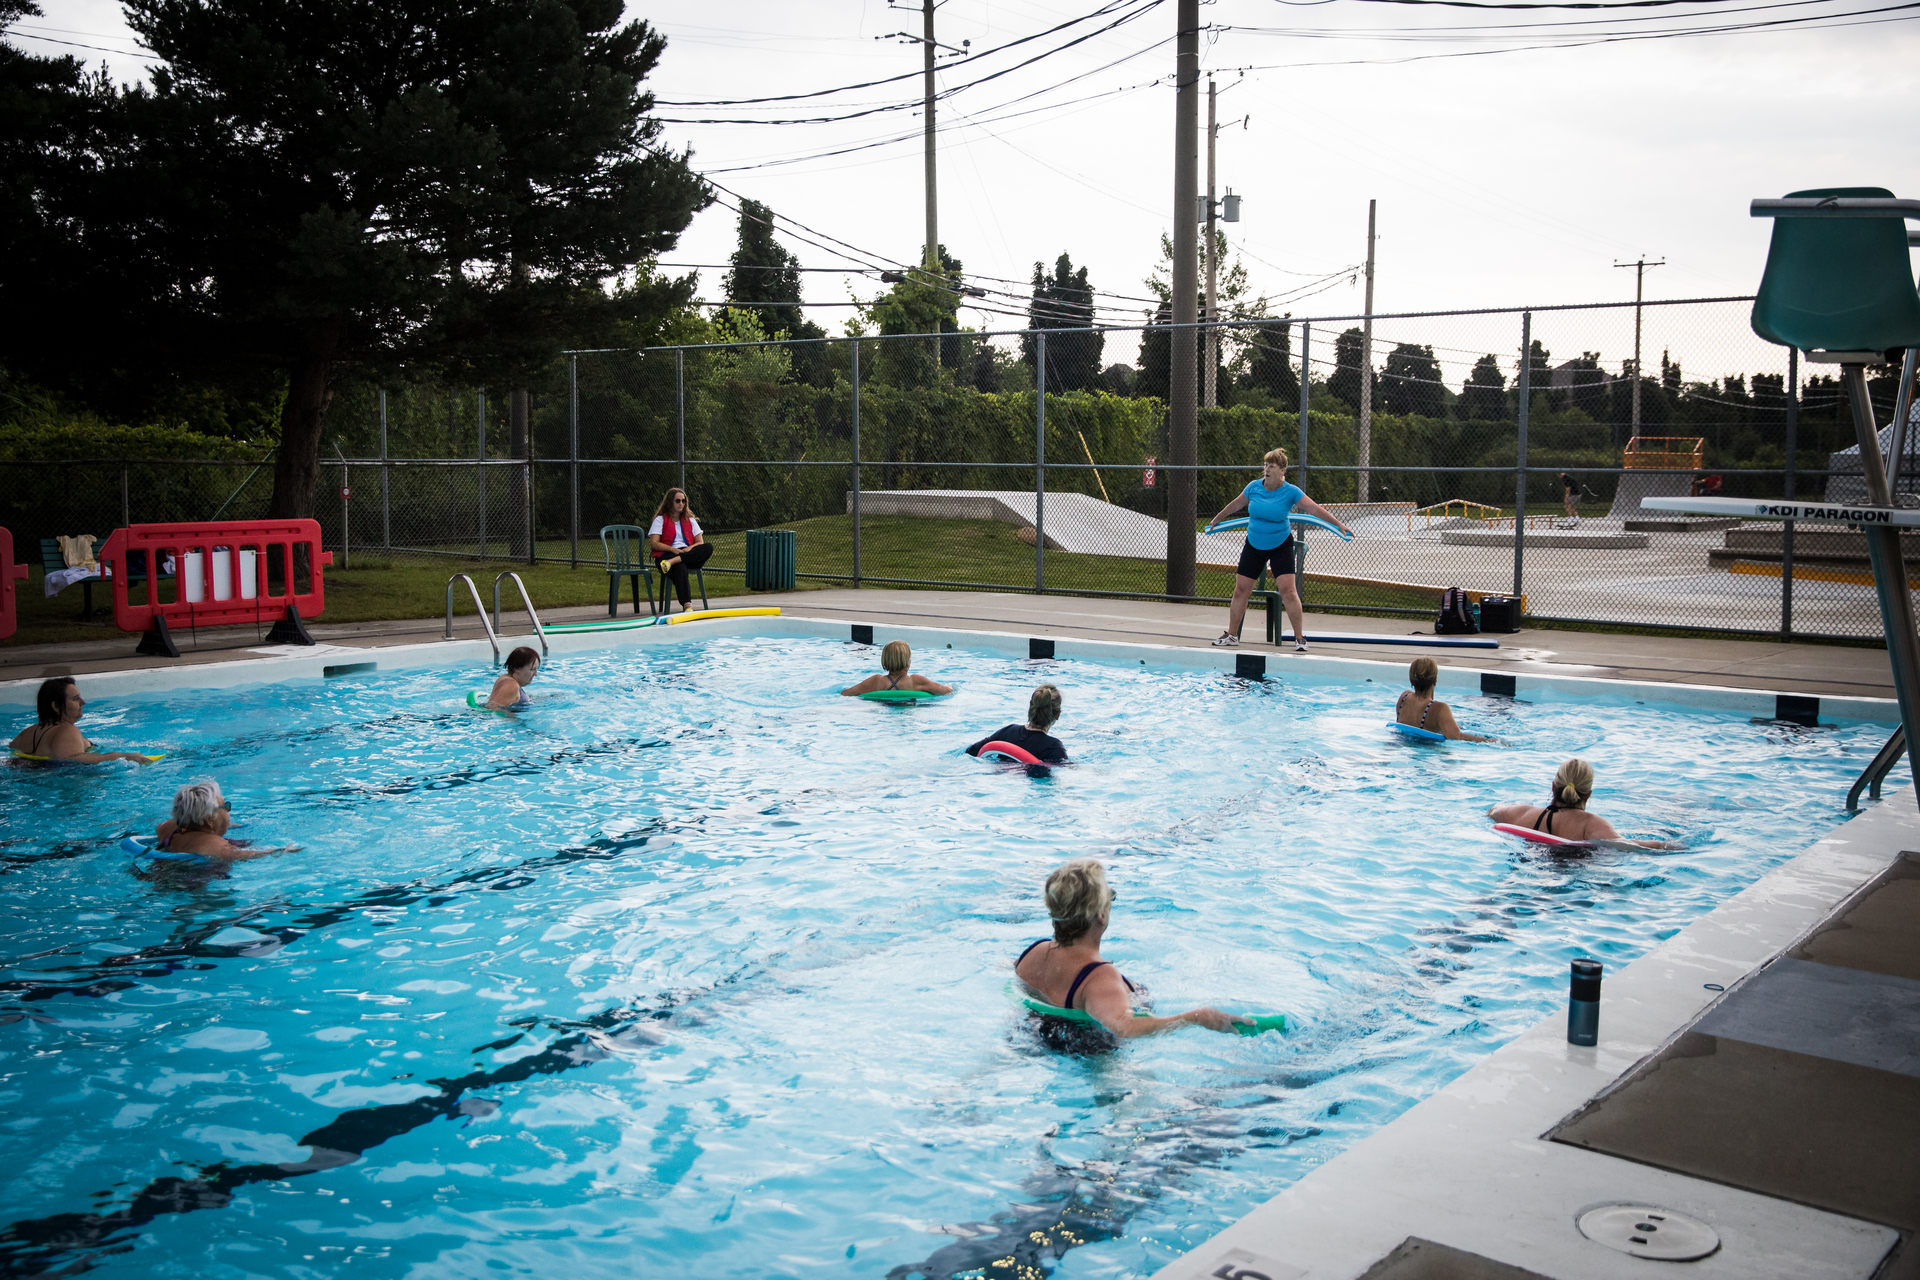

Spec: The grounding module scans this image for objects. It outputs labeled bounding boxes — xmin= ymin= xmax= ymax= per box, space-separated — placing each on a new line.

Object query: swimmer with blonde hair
xmin=1488 ymin=759 xmax=1675 ymax=848
xmin=1014 ymin=859 xmax=1248 ymax=1038
xmin=841 ymin=640 xmax=952 ymax=696
xmin=1396 ymin=657 xmax=1500 ymax=743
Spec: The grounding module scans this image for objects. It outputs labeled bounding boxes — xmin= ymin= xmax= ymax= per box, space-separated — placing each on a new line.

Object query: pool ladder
xmin=1847 ymin=724 xmax=1907 ymax=810
xmin=491 ymin=572 xmax=549 ymax=658
xmin=446 ymin=574 xmax=550 ymax=665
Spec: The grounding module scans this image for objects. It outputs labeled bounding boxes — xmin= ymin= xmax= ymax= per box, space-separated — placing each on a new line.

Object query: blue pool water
xmin=0 ymin=635 xmax=1883 ymax=1278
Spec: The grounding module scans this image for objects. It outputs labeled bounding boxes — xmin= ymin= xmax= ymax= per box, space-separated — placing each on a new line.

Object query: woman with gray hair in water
xmin=149 ymin=779 xmax=295 ymax=861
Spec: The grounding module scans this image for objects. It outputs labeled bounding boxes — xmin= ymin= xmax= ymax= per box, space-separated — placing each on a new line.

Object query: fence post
xmin=478 ymin=391 xmax=488 ymax=559
xmin=675 ymin=348 xmax=686 ymax=494
xmin=1035 ymin=331 xmax=1047 ymax=594
xmin=526 ymin=393 xmax=536 ymax=567
xmin=378 ymin=389 xmax=390 ymax=550
xmin=1297 ymin=321 xmax=1310 ymax=489
xmin=340 ymin=458 xmax=350 ymax=571
xmin=1782 ymin=347 xmax=1797 ymax=642
xmin=851 ymin=340 xmax=862 ymax=588
xmin=569 ymin=356 xmax=580 ymax=570
xmin=120 ymin=462 xmax=129 ymax=528
xmin=1513 ymin=311 xmax=1531 ymax=602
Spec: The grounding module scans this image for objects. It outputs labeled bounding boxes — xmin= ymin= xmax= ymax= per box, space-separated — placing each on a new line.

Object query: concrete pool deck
xmin=2 ymin=591 xmax=1913 ymax=1278
xmin=0 ymin=587 xmax=1903 ymax=702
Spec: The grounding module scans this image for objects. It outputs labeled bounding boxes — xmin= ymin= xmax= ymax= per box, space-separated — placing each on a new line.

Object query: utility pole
xmin=921 ymin=0 xmax=937 ymax=269
xmin=1614 ymin=256 xmax=1664 ymax=439
xmin=882 ymin=3 xmax=968 ymax=273
xmin=1166 ymin=0 xmax=1199 ymax=598
xmin=1357 ymin=199 xmax=1377 ymax=504
xmin=1204 ymin=75 xmax=1217 ymax=409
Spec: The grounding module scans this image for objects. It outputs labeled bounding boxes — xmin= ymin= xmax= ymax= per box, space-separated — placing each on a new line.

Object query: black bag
xmin=1435 ymin=587 xmax=1479 ymax=635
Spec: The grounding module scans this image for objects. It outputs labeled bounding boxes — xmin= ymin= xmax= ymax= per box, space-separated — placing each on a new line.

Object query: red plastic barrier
xmin=97 ymin=520 xmax=334 ymax=634
xmin=0 ymin=528 xmax=26 ymax=640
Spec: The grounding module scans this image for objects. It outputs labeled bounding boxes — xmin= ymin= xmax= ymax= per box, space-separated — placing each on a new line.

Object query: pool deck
xmin=0 ymin=587 xmax=1901 ymax=701
xmin=3 ymin=589 xmax=1914 ymax=1278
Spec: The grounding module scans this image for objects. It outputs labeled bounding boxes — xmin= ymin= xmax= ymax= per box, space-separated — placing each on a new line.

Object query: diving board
xmin=1641 ymin=496 xmax=1920 ymax=528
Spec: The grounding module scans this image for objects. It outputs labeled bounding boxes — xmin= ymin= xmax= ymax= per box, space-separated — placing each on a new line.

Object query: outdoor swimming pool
xmin=0 ymin=633 xmax=1887 ymax=1278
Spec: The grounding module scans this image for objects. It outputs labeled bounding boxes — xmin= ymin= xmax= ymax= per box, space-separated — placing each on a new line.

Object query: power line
xmin=654 ymin=0 xmax=1155 ymax=106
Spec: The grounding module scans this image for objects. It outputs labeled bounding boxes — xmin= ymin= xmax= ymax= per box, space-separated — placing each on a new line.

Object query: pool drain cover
xmin=1577 ymin=1204 xmax=1719 ymax=1261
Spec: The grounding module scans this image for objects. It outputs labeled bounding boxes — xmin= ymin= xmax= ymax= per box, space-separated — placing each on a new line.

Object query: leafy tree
xmin=1241 ymin=318 xmax=1298 ymax=403
xmin=1021 ymin=253 xmax=1103 ymax=392
xmin=1459 ymin=354 xmax=1506 ymax=420
xmin=20 ymin=0 xmax=708 ymax=529
xmin=1327 ymin=327 xmax=1367 ymax=411
xmin=1566 ymin=352 xmax=1607 ymax=420
xmin=1379 ymin=342 xmax=1443 ymax=417
xmin=1661 ymin=350 xmax=1682 ymax=398
xmin=1520 ymin=339 xmax=1553 ymax=410
xmin=1134 ymin=301 xmax=1227 ymax=402
xmin=869 ymin=246 xmax=964 ymax=385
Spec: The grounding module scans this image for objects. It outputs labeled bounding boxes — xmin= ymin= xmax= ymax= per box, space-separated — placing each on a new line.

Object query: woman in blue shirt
xmin=1206 ymin=447 xmax=1350 ymax=651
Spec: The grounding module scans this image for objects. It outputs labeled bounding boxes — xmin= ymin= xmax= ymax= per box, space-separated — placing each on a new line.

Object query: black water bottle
xmin=1568 ymin=959 xmax=1602 ymax=1046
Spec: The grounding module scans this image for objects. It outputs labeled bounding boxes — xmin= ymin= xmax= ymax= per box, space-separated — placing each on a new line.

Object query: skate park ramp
xmin=1606 ymin=469 xmax=1694 ymax=522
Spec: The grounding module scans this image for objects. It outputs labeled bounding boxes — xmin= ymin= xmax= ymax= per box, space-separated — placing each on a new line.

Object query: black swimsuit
xmin=1533 ymin=803 xmax=1570 ymax=835
xmin=1015 ymin=939 xmax=1138 ymax=1011
xmin=1396 ymin=692 xmax=1434 ymax=729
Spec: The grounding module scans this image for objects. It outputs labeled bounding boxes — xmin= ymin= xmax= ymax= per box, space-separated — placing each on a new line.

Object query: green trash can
xmin=745 ymin=528 xmax=796 ymax=591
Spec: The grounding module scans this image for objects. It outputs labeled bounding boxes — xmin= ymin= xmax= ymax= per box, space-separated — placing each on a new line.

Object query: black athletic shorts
xmin=1236 ymin=538 xmax=1296 ymax=581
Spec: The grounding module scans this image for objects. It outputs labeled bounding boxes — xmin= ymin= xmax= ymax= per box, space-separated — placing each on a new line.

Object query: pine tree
xmin=1243 ymin=319 xmax=1298 ymax=402
xmin=29 ymin=0 xmax=709 ymax=524
xmin=1327 ymin=328 xmax=1367 ymax=411
xmin=1021 ymin=254 xmax=1103 ymax=392
xmin=724 ymin=199 xmax=804 ymax=341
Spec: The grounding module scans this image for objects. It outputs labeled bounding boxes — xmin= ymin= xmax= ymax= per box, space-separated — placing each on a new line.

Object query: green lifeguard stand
xmin=1751 ymin=186 xmax=1920 ymax=798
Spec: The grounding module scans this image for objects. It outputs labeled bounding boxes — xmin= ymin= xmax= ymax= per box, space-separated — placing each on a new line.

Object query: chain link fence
xmin=8 ymin=296 xmax=1917 ymax=642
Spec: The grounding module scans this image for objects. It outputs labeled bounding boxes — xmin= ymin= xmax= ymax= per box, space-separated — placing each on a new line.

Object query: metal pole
xmin=851 ymin=340 xmax=862 ymax=587
xmin=675 ymin=349 xmax=687 ymax=494
xmin=1514 ymin=311 xmax=1531 ymax=601
xmin=922 ymin=0 xmax=938 ymax=269
xmin=1842 ymin=359 xmax=1920 ymax=800
xmin=478 ymin=391 xmax=487 ymax=559
xmin=120 ymin=463 xmax=129 ymax=527
xmin=1357 ymin=198 xmax=1377 ymax=504
xmin=1203 ymin=74 xmax=1218 ymax=410
xmin=569 ymin=355 xmax=579 ymax=569
xmin=1614 ymin=257 xmax=1662 ymax=441
xmin=1036 ymin=331 xmax=1047 ymax=594
xmin=1782 ymin=347 xmax=1797 ymax=643
xmin=525 ymin=393 xmax=536 ymax=567
xmin=1887 ymin=346 xmax=1918 ymax=499
xmin=340 ymin=459 xmax=350 ymax=571
xmin=1165 ymin=0 xmax=1200 ymax=599
xmin=379 ymin=389 xmax=390 ymax=549
xmin=1297 ymin=322 xmax=1310 ymax=490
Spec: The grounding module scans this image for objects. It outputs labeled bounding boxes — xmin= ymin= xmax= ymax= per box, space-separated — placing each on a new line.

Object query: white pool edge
xmin=0 ymin=613 xmax=1899 ymax=727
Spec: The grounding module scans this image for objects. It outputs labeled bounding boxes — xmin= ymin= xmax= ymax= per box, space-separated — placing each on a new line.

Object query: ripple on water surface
xmin=0 ymin=635 xmax=1879 ymax=1277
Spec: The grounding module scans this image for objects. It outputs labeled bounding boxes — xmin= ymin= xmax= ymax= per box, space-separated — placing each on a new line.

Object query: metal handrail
xmin=445 ymin=574 xmax=499 ymax=663
xmin=1847 ymin=724 xmax=1907 ymax=810
xmin=491 ymin=571 xmax=550 ymax=657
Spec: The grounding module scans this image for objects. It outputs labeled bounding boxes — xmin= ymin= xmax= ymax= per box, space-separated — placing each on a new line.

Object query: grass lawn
xmin=2 ymin=512 xmax=1544 ymax=648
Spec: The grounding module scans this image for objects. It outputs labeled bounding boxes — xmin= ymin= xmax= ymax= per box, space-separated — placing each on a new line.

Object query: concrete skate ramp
xmin=848 ymin=490 xmax=1249 ymax=566
xmin=1606 ymin=469 xmax=1695 ymax=522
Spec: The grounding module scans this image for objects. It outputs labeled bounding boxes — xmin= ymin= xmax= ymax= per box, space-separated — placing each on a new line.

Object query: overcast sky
xmin=13 ymin=0 xmax=1919 ymax=383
